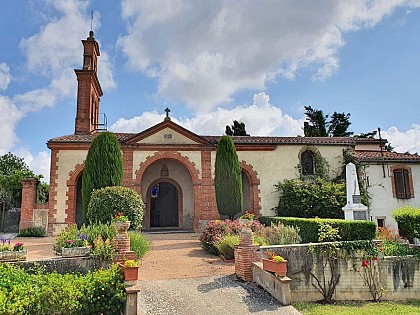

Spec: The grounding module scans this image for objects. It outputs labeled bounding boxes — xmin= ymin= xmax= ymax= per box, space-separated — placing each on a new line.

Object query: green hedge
xmin=392 ymin=206 xmax=420 ymax=240
xmin=259 ymin=216 xmax=376 ymax=243
xmin=0 ymin=264 xmax=125 ymax=315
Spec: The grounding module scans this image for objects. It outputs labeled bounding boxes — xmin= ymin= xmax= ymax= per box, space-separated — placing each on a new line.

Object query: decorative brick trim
xmin=240 ymin=161 xmax=261 ymax=217
xmin=47 ymin=149 xmax=59 ymax=235
xmin=65 ymin=163 xmax=85 ymax=224
xmin=144 ymin=178 xmax=183 ymax=229
xmin=199 ymin=150 xmax=218 ymax=227
xmin=134 ymin=151 xmax=202 ymax=230
xmin=390 ymin=164 xmax=414 ymax=198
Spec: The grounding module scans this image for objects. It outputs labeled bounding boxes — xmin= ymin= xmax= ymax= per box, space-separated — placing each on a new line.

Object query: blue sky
xmin=0 ymin=1 xmax=420 ymax=183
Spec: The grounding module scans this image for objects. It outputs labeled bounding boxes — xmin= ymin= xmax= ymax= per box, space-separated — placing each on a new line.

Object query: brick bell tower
xmin=74 ymin=31 xmax=103 ymax=134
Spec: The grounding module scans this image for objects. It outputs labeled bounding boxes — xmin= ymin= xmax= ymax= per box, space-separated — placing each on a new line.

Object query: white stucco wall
xmin=212 ymin=144 xmax=347 ymax=217
xmin=363 ymin=163 xmax=420 ymax=230
xmin=55 ymin=150 xmax=87 ymax=222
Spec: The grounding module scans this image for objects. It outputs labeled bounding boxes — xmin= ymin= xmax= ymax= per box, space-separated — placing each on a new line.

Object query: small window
xmin=377 ymin=218 xmax=385 ymax=228
xmin=301 ymin=150 xmax=315 ymax=176
xmin=393 ymin=168 xmax=412 ymax=199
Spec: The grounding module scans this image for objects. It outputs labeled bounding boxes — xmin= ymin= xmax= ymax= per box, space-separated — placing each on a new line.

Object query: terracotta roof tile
xmin=202 ymin=136 xmax=357 ymax=145
xmin=356 ymin=151 xmax=420 ymax=163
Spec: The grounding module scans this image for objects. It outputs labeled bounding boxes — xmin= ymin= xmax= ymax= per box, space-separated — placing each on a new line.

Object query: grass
xmin=128 ymin=231 xmax=150 ymax=260
xmin=294 ymin=300 xmax=420 ymax=315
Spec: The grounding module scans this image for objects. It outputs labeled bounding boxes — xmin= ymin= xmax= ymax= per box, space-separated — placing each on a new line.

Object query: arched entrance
xmin=146 ymin=178 xmax=183 ymax=229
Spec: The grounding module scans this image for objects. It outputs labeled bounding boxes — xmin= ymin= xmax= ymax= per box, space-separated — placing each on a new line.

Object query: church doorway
xmin=148 ymin=180 xmax=181 ymax=228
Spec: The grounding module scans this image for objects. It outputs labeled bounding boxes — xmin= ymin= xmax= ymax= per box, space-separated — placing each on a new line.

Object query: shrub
xmin=18 ymin=226 xmax=46 ymax=237
xmin=257 ymin=222 xmax=301 ymax=245
xmin=215 ymin=234 xmax=239 ymax=260
xmin=253 ymin=235 xmax=267 ymax=246
xmin=0 ymin=264 xmax=125 ymax=315
xmin=392 ymin=206 xmax=420 ymax=240
xmin=82 ymin=132 xmax=123 ymax=219
xmin=199 ymin=220 xmax=241 ymax=255
xmin=128 ymin=231 xmax=150 ymax=260
xmin=214 ymin=135 xmax=243 ymax=219
xmin=92 ymin=235 xmax=115 ymax=261
xmin=275 ymin=178 xmax=346 ymax=219
xmin=259 ymin=216 xmax=376 ymax=243
xmin=86 ymin=186 xmax=144 ymax=230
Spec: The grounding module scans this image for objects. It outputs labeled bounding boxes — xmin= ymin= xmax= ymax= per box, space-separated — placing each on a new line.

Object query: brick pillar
xmin=114 ymin=224 xmax=135 ymax=262
xmin=234 ymin=228 xmax=260 ymax=282
xmin=20 ymin=178 xmax=39 ymax=231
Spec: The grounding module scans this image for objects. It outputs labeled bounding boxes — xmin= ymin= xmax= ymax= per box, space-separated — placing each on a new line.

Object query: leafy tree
xmin=225 ymin=120 xmax=249 ymax=136
xmin=303 ymin=106 xmax=352 ymax=137
xmin=354 ymin=130 xmax=377 ymax=138
xmin=328 ymin=112 xmax=353 ymax=137
xmin=214 ymin=136 xmax=243 ymax=219
xmin=81 ymin=132 xmax=123 ymax=220
xmin=303 ymin=106 xmax=328 ymax=137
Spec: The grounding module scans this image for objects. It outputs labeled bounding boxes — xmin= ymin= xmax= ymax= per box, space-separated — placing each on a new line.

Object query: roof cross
xmin=164 ymin=107 xmax=171 ymax=121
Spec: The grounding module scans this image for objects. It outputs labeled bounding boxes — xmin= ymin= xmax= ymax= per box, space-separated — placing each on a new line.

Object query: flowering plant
xmin=112 ymin=212 xmax=129 ymax=222
xmin=63 ymin=232 xmax=88 ymax=248
xmin=123 ymin=259 xmax=138 ymax=267
xmin=264 ymin=250 xmax=285 ymax=262
xmin=0 ymin=236 xmax=12 ymax=251
xmin=13 ymin=242 xmax=24 ymax=252
xmin=240 ymin=211 xmax=255 ymax=220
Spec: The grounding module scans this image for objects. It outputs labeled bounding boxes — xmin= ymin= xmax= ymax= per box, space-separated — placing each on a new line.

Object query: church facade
xmin=19 ymin=32 xmax=420 ymax=236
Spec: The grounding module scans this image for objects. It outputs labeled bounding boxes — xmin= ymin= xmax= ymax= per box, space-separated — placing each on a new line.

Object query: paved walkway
xmin=138 ymin=232 xmax=302 ymax=315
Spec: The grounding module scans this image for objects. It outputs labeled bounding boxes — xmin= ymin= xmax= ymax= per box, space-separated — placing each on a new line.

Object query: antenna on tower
xmin=90 ymin=9 xmax=93 ymax=32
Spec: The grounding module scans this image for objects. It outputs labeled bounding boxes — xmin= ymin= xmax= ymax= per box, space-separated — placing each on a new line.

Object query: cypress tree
xmin=214 ymin=135 xmax=243 ymax=219
xmin=81 ymin=132 xmax=123 ymax=220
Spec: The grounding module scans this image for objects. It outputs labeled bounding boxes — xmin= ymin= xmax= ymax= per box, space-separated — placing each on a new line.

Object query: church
xmin=19 ymin=32 xmax=420 ymax=236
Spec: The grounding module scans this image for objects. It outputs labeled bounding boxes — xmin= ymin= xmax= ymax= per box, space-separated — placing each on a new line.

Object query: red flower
xmin=371 ymin=257 xmax=378 ymax=261
xmin=362 ymin=259 xmax=368 ymax=267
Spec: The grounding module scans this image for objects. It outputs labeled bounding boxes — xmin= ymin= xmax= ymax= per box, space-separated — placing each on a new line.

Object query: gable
xmin=136 ymin=127 xmax=200 ymax=144
xmin=125 ymin=119 xmax=211 ymax=145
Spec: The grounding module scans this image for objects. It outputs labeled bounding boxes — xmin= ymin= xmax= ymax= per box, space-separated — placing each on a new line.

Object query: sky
xmin=1 ymin=0 xmax=420 ymax=184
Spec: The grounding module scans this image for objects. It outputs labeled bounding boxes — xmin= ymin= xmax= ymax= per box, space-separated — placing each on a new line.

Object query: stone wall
xmin=261 ymin=243 xmax=420 ymax=301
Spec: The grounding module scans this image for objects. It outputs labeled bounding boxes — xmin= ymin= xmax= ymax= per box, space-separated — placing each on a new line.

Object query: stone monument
xmin=342 ymin=162 xmax=368 ymax=220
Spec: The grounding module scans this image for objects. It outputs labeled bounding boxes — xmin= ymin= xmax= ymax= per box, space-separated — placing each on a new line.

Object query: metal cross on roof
xmin=164 ymin=107 xmax=171 ymax=121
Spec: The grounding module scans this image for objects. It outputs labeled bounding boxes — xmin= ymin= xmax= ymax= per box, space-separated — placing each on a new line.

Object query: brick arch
xmin=134 ymin=151 xmax=201 ymax=191
xmin=65 ymin=162 xmax=85 ymax=224
xmin=240 ymin=161 xmax=261 ymax=217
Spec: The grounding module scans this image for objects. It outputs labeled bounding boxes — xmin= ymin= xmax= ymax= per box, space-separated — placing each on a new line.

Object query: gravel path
xmin=137 ymin=232 xmax=302 ymax=315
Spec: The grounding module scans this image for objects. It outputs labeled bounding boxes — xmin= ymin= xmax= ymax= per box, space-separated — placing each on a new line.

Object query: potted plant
xmin=118 ymin=259 xmax=139 ymax=281
xmin=0 ymin=237 xmax=27 ymax=262
xmin=112 ymin=212 xmax=131 ymax=233
xmin=239 ymin=211 xmax=255 ymax=228
xmin=61 ymin=233 xmax=90 ymax=257
xmin=262 ymin=250 xmax=288 ymax=277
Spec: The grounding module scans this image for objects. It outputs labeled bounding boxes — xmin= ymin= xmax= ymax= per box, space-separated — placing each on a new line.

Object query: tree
xmin=303 ymin=106 xmax=353 ymax=137
xmin=214 ymin=136 xmax=243 ymax=219
xmin=303 ymin=106 xmax=328 ymax=137
xmin=81 ymin=132 xmax=123 ymax=220
xmin=225 ymin=120 xmax=249 ymax=136
xmin=328 ymin=112 xmax=353 ymax=137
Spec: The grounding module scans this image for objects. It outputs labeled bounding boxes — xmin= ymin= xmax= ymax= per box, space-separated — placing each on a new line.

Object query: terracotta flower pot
xmin=118 ymin=263 xmax=139 ymax=281
xmin=262 ymin=258 xmax=288 ymax=277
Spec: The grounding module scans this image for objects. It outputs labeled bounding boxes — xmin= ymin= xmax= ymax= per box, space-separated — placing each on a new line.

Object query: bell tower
xmin=74 ymin=31 xmax=103 ymax=134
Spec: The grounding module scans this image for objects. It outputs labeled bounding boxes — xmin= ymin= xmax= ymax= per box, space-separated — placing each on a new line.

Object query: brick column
xmin=114 ymin=224 xmax=135 ymax=262
xmin=234 ymin=228 xmax=260 ymax=282
xmin=20 ymin=178 xmax=39 ymax=231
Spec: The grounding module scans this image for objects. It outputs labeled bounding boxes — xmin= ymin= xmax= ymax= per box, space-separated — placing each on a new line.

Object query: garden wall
xmin=261 ymin=244 xmax=420 ymax=301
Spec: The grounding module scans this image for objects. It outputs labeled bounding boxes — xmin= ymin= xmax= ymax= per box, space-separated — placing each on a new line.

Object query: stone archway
xmin=66 ymin=163 xmax=85 ymax=225
xmin=147 ymin=178 xmax=183 ymax=229
xmin=240 ymin=161 xmax=261 ymax=217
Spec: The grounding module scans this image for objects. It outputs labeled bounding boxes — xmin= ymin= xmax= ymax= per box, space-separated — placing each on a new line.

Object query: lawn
xmin=294 ymin=300 xmax=420 ymax=315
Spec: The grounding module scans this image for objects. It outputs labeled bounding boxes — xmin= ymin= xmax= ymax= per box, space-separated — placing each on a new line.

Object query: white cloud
xmin=0 ymin=96 xmax=22 ymax=154
xmin=110 ymin=92 xmax=304 ymax=137
xmin=15 ymin=148 xmax=51 ymax=183
xmin=0 ymin=63 xmax=12 ymax=91
xmin=382 ymin=125 xmax=420 ymax=154
xmin=118 ymin=0 xmax=418 ymax=111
